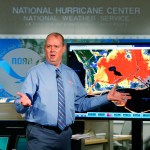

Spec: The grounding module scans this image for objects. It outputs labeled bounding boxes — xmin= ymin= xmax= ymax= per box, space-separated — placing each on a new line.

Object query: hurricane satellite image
xmin=69 ymin=48 xmax=150 ymax=113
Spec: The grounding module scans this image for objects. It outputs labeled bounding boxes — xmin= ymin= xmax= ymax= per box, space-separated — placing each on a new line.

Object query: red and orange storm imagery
xmin=73 ymin=48 xmax=150 ymax=112
xmin=94 ymin=49 xmax=150 ymax=89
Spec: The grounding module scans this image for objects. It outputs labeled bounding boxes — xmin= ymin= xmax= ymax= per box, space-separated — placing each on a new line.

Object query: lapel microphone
xmin=56 ymin=73 xmax=59 ymax=78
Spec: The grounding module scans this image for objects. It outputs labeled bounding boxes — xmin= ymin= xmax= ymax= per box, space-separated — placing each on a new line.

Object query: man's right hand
xmin=17 ymin=92 xmax=32 ymax=107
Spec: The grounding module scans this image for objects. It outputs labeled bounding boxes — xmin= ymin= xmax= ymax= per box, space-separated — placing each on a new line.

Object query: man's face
xmin=44 ymin=35 xmax=66 ymax=67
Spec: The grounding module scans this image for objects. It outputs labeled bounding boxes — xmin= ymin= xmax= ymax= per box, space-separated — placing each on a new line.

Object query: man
xmin=14 ymin=32 xmax=131 ymax=150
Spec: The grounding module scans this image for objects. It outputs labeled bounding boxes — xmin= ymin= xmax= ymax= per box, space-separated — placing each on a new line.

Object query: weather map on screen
xmin=68 ymin=44 xmax=150 ymax=119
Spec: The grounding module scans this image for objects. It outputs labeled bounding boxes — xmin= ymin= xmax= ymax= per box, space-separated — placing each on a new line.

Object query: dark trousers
xmin=26 ymin=123 xmax=72 ymax=150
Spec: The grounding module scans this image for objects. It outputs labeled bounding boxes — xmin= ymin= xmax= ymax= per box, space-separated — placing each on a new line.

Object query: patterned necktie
xmin=56 ymin=69 xmax=66 ymax=130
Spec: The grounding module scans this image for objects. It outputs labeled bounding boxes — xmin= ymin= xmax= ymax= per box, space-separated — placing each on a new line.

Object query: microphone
xmin=56 ymin=74 xmax=59 ymax=78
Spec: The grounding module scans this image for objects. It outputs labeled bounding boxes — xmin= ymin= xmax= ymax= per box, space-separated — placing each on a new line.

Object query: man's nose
xmin=50 ymin=46 xmax=55 ymax=52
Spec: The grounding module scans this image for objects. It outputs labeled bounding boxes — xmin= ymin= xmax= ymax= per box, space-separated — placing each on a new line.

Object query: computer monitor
xmin=0 ymin=136 xmax=10 ymax=150
xmin=15 ymin=135 xmax=27 ymax=150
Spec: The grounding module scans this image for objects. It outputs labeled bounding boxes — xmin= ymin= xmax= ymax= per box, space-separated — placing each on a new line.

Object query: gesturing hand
xmin=17 ymin=92 xmax=32 ymax=107
xmin=107 ymin=84 xmax=131 ymax=106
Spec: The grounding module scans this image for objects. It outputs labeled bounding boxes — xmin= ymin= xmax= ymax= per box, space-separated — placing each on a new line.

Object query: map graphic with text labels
xmin=69 ymin=45 xmax=150 ymax=113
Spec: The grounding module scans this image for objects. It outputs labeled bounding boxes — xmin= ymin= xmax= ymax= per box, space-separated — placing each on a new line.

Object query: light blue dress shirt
xmin=14 ymin=61 xmax=110 ymax=126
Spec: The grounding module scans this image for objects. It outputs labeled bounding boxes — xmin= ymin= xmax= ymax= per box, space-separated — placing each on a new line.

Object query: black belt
xmin=28 ymin=122 xmax=69 ymax=133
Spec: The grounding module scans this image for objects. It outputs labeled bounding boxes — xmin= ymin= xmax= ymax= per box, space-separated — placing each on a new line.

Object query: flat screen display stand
xmin=132 ymin=120 xmax=143 ymax=150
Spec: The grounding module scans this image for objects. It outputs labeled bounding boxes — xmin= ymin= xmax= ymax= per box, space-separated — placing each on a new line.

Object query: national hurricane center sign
xmin=0 ymin=0 xmax=150 ymax=35
xmin=12 ymin=6 xmax=140 ymax=23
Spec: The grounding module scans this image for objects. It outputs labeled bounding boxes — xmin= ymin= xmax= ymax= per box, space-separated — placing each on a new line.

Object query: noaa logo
xmin=0 ymin=48 xmax=41 ymax=97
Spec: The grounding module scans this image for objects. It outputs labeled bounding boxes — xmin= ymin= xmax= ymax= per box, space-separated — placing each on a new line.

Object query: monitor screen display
xmin=67 ymin=43 xmax=150 ymax=120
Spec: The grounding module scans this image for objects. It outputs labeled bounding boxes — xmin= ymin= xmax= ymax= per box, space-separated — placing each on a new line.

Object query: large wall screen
xmin=67 ymin=43 xmax=150 ymax=120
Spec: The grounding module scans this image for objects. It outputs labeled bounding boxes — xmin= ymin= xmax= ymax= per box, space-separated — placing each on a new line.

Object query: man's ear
xmin=63 ymin=44 xmax=66 ymax=53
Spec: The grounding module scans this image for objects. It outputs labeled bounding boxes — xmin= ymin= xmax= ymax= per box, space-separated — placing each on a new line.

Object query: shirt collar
xmin=44 ymin=60 xmax=63 ymax=73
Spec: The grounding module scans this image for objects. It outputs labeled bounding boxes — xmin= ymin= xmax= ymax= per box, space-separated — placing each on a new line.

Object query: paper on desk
xmin=113 ymin=134 xmax=131 ymax=138
xmin=95 ymin=133 xmax=106 ymax=139
xmin=71 ymin=133 xmax=94 ymax=140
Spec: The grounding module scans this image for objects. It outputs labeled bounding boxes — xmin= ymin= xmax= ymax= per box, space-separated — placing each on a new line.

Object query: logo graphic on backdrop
xmin=0 ymin=39 xmax=44 ymax=102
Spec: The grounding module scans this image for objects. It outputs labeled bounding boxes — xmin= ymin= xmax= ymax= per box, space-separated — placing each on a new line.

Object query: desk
xmin=85 ymin=135 xmax=131 ymax=145
xmin=113 ymin=135 xmax=132 ymax=141
xmin=85 ymin=138 xmax=108 ymax=145
xmin=83 ymin=135 xmax=131 ymax=150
